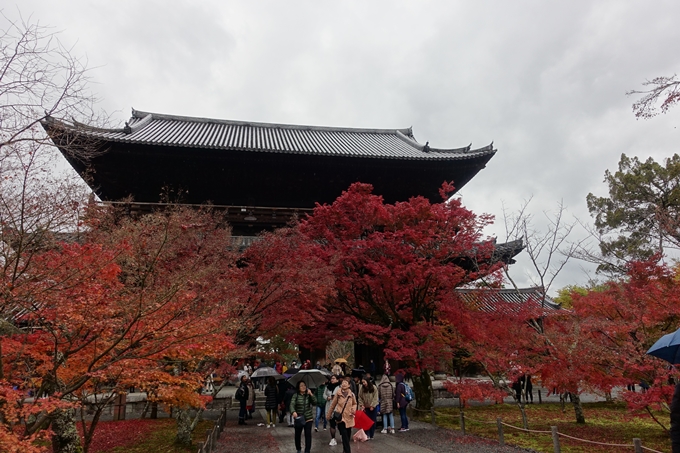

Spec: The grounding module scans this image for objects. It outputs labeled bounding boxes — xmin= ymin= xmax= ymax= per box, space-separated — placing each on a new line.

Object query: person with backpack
xmin=290 ymin=380 xmax=317 ymax=453
xmin=264 ymin=377 xmax=278 ymax=428
xmin=394 ymin=373 xmax=410 ymax=431
xmin=324 ymin=375 xmax=341 ymax=446
xmin=235 ymin=375 xmax=249 ymax=425
xmin=378 ymin=375 xmax=395 ymax=434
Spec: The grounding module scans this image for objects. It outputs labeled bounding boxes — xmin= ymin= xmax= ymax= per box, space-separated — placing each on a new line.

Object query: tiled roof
xmin=456 ymin=288 xmax=562 ymax=314
xmin=55 ymin=109 xmax=496 ymax=161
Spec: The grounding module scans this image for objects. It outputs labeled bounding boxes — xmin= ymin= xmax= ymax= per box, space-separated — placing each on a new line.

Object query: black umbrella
xmin=351 ymin=368 xmax=365 ymax=378
xmin=287 ymin=369 xmax=329 ymax=389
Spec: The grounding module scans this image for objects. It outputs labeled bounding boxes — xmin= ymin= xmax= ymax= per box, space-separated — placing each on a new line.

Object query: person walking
xmin=383 ymin=359 xmax=391 ymax=376
xmin=246 ymin=378 xmax=256 ymax=419
xmin=394 ymin=373 xmax=409 ymax=431
xmin=327 ymin=378 xmax=356 ymax=453
xmin=284 ymin=384 xmax=296 ymax=426
xmin=324 ymin=375 xmax=341 ymax=446
xmin=314 ymin=379 xmax=328 ymax=432
xmin=264 ymin=377 xmax=278 ymax=428
xmin=290 ymin=381 xmax=316 ymax=453
xmin=358 ymin=378 xmax=379 ymax=439
xmin=236 ymin=375 xmax=249 ymax=425
xmin=378 ymin=375 xmax=395 ymax=433
xmin=332 ymin=362 xmax=342 ymax=376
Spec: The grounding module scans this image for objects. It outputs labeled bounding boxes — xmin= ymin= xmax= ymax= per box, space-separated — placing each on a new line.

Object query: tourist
xmin=332 ymin=361 xmax=343 ymax=376
xmin=290 ymin=381 xmax=316 ymax=453
xmin=314 ymin=378 xmax=327 ymax=432
xmin=670 ymin=382 xmax=680 ymax=452
xmin=264 ymin=377 xmax=278 ymax=428
xmin=282 ymin=361 xmax=288 ymax=374
xmin=378 ymin=375 xmax=395 ymax=434
xmin=369 ymin=359 xmax=376 ymax=376
xmin=327 ymin=377 xmax=356 ymax=453
xmin=284 ymin=384 xmax=296 ymax=426
xmin=383 ymin=358 xmax=391 ymax=376
xmin=324 ymin=375 xmax=341 ymax=445
xmin=246 ymin=378 xmax=256 ymax=419
xmin=358 ymin=378 xmax=378 ymax=439
xmin=277 ymin=379 xmax=288 ymax=424
xmin=236 ymin=375 xmax=249 ymax=425
xmin=394 ymin=373 xmax=409 ymax=431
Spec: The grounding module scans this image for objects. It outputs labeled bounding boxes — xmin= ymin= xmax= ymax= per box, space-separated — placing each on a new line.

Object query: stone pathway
xmin=214 ymin=409 xmax=532 ymax=453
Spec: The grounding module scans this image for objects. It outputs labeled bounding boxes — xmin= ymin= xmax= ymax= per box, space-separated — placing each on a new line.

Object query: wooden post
xmin=538 ymin=389 xmax=542 ymax=404
xmin=633 ymin=438 xmax=642 ymax=453
xmin=430 ymin=407 xmax=436 ymax=426
xmin=551 ymin=426 xmax=561 ymax=453
xmin=459 ymin=411 xmax=465 ymax=435
xmin=197 ymin=441 xmax=204 ymax=453
xmin=497 ymin=418 xmax=504 ymax=446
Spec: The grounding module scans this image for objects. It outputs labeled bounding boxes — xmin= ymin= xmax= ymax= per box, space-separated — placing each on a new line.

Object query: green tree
xmin=586 ymin=153 xmax=680 ymax=275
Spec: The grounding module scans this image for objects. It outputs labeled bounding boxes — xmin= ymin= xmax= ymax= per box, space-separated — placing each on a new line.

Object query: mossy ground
xmin=417 ymin=402 xmax=670 ymax=453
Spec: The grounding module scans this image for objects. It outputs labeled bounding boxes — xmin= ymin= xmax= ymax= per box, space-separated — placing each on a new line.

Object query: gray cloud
xmin=17 ymin=0 xmax=680 ymax=290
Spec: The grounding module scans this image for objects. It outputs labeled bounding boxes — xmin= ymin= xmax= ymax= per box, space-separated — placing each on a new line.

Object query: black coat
xmin=264 ymin=383 xmax=278 ymax=410
xmin=671 ymin=383 xmax=680 ymax=452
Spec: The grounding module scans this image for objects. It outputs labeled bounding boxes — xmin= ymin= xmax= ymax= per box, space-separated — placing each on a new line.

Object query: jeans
xmin=338 ymin=422 xmax=352 ymax=453
xmin=238 ymin=399 xmax=247 ymax=423
xmin=364 ymin=407 xmax=377 ymax=438
xmin=315 ymin=406 xmax=327 ymax=429
xmin=399 ymin=406 xmax=408 ymax=429
xmin=382 ymin=412 xmax=394 ymax=429
xmin=294 ymin=420 xmax=313 ymax=453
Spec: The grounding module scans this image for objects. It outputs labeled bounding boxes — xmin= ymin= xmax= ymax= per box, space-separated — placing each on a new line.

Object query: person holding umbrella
xmin=264 ymin=377 xmax=278 ymax=428
xmin=647 ymin=329 xmax=680 ymax=452
xmin=327 ymin=378 xmax=356 ymax=453
xmin=290 ymin=381 xmax=316 ymax=453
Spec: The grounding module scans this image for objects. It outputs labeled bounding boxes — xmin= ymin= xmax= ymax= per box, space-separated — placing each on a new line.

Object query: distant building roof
xmin=456 ymin=287 xmax=562 ymax=314
xmin=52 ymin=109 xmax=496 ymax=161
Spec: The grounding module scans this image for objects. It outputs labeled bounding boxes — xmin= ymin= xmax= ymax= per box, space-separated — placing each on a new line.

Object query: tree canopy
xmin=586 ymin=153 xmax=680 ymax=275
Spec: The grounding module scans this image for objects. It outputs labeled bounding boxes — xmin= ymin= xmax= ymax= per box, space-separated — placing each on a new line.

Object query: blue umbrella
xmin=647 ymin=329 xmax=680 ymax=364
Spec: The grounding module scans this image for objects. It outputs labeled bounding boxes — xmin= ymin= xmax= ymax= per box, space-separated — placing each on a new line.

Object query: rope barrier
xmin=555 ymin=431 xmax=634 ymax=448
xmin=640 ymin=446 xmax=666 ymax=453
xmin=498 ymin=421 xmax=551 ymax=434
xmin=428 ymin=408 xmax=667 ymax=452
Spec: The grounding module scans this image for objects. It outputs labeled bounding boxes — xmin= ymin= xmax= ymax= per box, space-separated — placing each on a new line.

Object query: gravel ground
xmin=388 ymin=421 xmax=538 ymax=453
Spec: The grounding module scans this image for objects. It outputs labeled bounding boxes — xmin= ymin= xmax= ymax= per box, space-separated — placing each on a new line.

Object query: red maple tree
xmin=1 ymin=207 xmax=237 ymax=452
xmin=273 ymin=182 xmax=504 ymax=409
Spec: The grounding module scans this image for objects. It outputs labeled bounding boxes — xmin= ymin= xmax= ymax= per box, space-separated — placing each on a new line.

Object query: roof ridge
xmin=131 ymin=109 xmax=413 ymax=136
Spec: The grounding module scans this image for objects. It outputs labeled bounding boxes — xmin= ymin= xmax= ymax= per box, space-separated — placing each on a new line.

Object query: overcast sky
xmin=16 ymin=0 xmax=680 ymax=292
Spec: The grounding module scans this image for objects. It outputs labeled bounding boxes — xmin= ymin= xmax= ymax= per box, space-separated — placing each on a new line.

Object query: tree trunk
xmin=411 ymin=369 xmax=433 ymax=411
xmin=570 ymin=392 xmax=586 ymax=424
xmin=150 ymin=401 xmax=158 ymax=419
xmin=175 ymin=407 xmax=202 ymax=446
xmin=52 ymin=408 xmax=83 ymax=453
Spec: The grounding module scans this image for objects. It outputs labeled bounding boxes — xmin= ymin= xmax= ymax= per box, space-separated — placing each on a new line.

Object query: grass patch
xmin=420 ymin=402 xmax=671 ymax=453
xmin=88 ymin=418 xmax=214 ymax=453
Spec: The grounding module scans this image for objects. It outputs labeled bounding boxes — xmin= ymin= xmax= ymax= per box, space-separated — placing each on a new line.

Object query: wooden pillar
xmin=551 ymin=426 xmax=561 ymax=453
xmin=497 ymin=418 xmax=504 ymax=446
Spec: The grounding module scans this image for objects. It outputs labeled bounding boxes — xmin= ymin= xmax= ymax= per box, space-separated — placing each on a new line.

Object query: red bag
xmin=353 ymin=410 xmax=374 ymax=431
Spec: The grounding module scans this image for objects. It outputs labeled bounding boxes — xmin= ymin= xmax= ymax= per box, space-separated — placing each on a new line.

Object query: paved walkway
xmin=215 ymin=408 xmax=437 ymax=453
